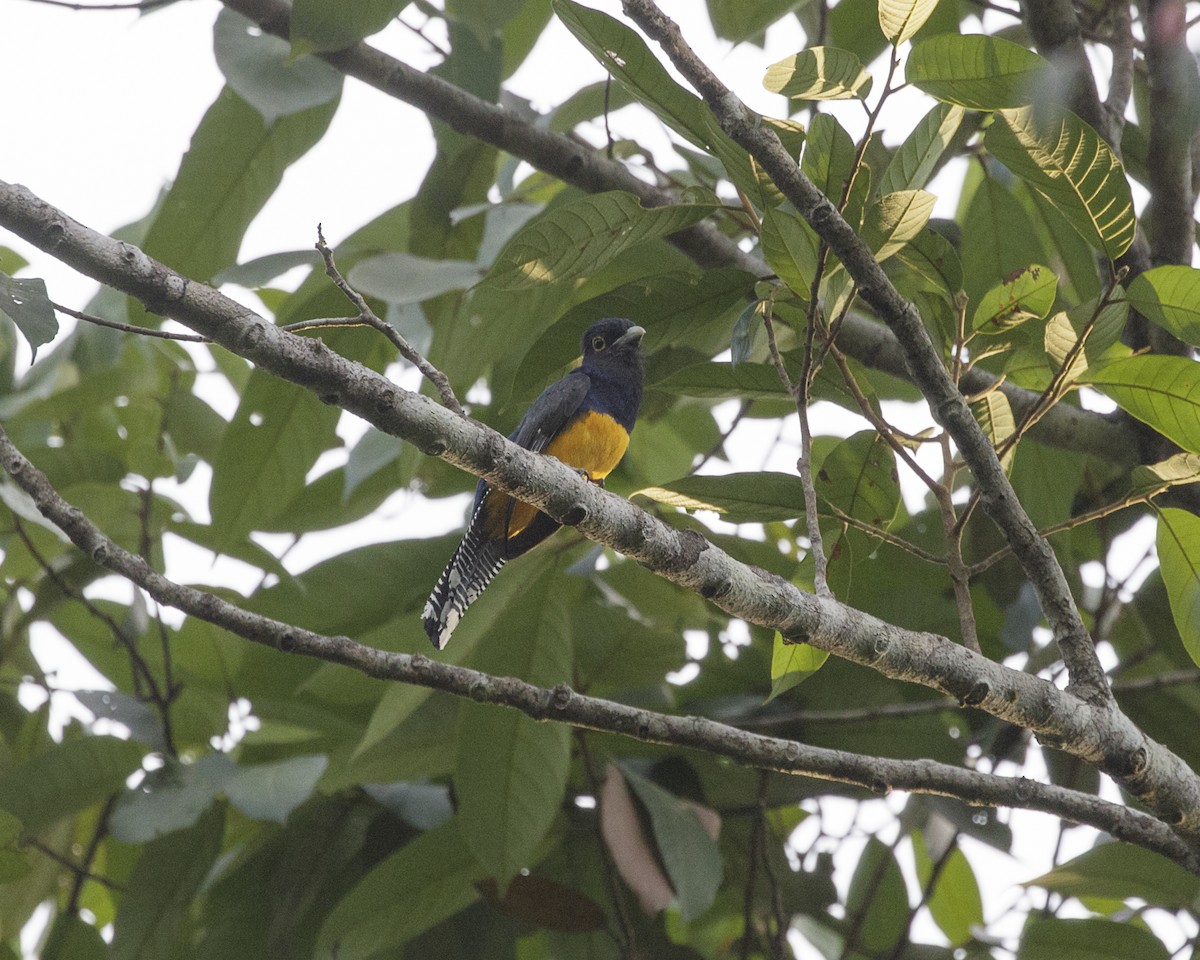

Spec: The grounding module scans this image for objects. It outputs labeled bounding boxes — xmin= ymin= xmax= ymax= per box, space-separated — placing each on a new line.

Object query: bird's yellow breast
xmin=482 ymin=411 xmax=631 ymax=541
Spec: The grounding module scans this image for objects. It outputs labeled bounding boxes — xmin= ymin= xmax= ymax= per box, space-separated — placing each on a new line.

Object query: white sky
xmin=3 ymin=1 xmax=1192 ymax=957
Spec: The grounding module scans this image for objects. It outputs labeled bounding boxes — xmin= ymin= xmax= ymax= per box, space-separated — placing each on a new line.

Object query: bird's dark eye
xmin=591 ymin=336 xmax=606 ymax=351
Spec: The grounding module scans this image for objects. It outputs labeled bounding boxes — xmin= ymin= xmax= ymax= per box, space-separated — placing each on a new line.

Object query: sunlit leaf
xmin=878 ymin=103 xmax=965 ymax=195
xmin=863 ymin=189 xmax=936 ymax=261
xmin=879 ymin=0 xmax=939 ymax=45
xmin=972 ymin=391 xmax=1016 ymax=471
xmin=987 ymin=106 xmax=1136 ymax=260
xmin=913 ymin=831 xmax=983 ymax=946
xmin=907 ymin=34 xmax=1052 ymax=109
xmin=763 ymin=47 xmax=873 ymax=101
xmin=1125 ymin=265 xmax=1200 ymax=346
xmin=768 ymin=633 xmax=829 ymax=701
xmin=1084 ymin=356 xmax=1200 ymax=453
xmin=1043 ymin=295 xmax=1128 ymax=384
xmin=972 ymin=264 xmax=1058 ymax=334
xmin=634 ymin=472 xmax=807 ymax=523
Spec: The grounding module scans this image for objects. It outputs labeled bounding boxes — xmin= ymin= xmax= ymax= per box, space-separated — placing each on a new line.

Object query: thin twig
xmin=314 ymin=226 xmax=464 ymax=415
xmin=54 ymin=301 xmax=209 ymax=342
xmin=23 ymin=0 xmax=174 ymax=9
xmin=66 ymin=795 xmax=118 ymax=913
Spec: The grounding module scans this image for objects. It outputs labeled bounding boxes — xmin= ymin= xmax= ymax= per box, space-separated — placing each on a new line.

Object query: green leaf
xmin=619 ymin=764 xmax=722 ymax=922
xmin=816 ymin=431 xmax=901 ymax=529
xmin=760 ymin=206 xmax=819 ymax=294
xmin=913 ymin=831 xmax=983 ymax=946
xmin=878 ymin=103 xmax=965 ymax=195
xmin=139 ymin=86 xmax=338 ymax=298
xmin=208 ymin=369 xmax=341 ymax=548
xmin=1043 ymin=295 xmax=1128 ymax=384
xmin=0 ymin=736 xmax=144 ymax=832
xmin=972 ymin=264 xmax=1058 ymax=333
xmin=224 ymin=755 xmax=328 ymax=823
xmin=768 ymin=633 xmax=829 ymax=701
xmin=1084 ymin=356 xmax=1200 ymax=453
xmin=290 ymin=0 xmax=411 ymax=53
xmin=1125 ymin=265 xmax=1200 ymax=345
xmin=845 ymin=837 xmax=909 ymax=952
xmin=878 ymin=0 xmax=940 ymax=45
xmin=972 ymin=391 xmax=1015 ymax=471
xmin=653 ymin=361 xmax=791 ymax=401
xmin=1024 ymin=841 xmax=1200 ymax=910
xmin=0 ymin=246 xmax=28 ymax=275
xmin=42 ymin=916 xmax=107 ymax=960
xmin=634 ymin=472 xmax=807 ymax=523
xmin=763 ymin=47 xmax=873 ymax=101
xmin=213 ymin=9 xmax=342 ymax=123
xmin=885 ymin=227 xmax=962 ymax=303
xmin=347 ymin=252 xmax=483 ymax=304
xmin=802 ymin=113 xmax=858 ymax=207
xmin=707 ymin=0 xmax=807 ymax=42
xmin=111 ymin=805 xmax=225 ymax=960
xmin=1156 ymin=508 xmax=1200 ymax=662
xmin=907 ymin=34 xmax=1053 ymax=109
xmin=987 ymin=106 xmax=1136 ymax=260
xmin=214 ymin=249 xmax=320 ymax=287
xmin=1130 ymin=452 xmax=1200 ymax=498
xmin=0 ymin=272 xmax=57 ymax=360
xmin=863 ymin=189 xmax=936 ymax=261
xmin=455 ymin=555 xmax=572 ymax=887
xmin=110 ymin=754 xmax=234 ymax=844
xmin=482 ymin=191 xmax=719 ymax=289
xmin=316 ymin=819 xmax=481 ymax=960
xmin=1017 ymin=917 xmax=1169 ymax=960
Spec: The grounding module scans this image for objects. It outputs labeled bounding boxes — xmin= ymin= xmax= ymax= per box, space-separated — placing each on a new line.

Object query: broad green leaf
xmin=763 ymin=47 xmax=873 ymax=101
xmin=0 ymin=246 xmax=28 ymax=275
xmin=110 ymin=754 xmax=234 ymax=844
xmin=879 ymin=0 xmax=939 ymax=45
xmin=708 ymin=0 xmax=807 ymax=42
xmin=455 ymin=554 xmax=572 ymax=887
xmin=768 ymin=633 xmax=829 ymax=701
xmin=846 ymin=838 xmax=909 ymax=953
xmin=138 ymin=86 xmax=338 ymax=314
xmin=111 ymin=805 xmax=225 ymax=960
xmin=972 ymin=263 xmax=1058 ymax=333
xmin=1157 ymin=508 xmax=1200 ymax=662
xmin=548 ymin=79 xmax=638 ymax=133
xmin=913 ymin=831 xmax=983 ymax=946
xmin=213 ymin=9 xmax=342 ymax=123
xmin=348 ymin=252 xmax=483 ymax=304
xmin=760 ymin=206 xmax=819 ymax=294
xmin=878 ymin=103 xmax=965 ymax=195
xmin=619 ymin=764 xmax=722 ymax=922
xmin=42 ymin=915 xmax=107 ymax=960
xmin=1125 ymin=265 xmax=1200 ymax=345
xmin=208 ymin=369 xmax=341 ymax=549
xmin=863 ymin=189 xmax=936 ymax=261
xmin=987 ymin=107 xmax=1136 ymax=260
xmin=972 ymin=391 xmax=1015 ymax=471
xmin=214 ymin=249 xmax=319 ymax=287
xmin=1043 ymin=295 xmax=1128 ymax=384
xmin=907 ymin=34 xmax=1052 ymax=109
xmin=1017 ymin=917 xmax=1169 ymax=960
xmin=290 ymin=0 xmax=410 ymax=53
xmin=316 ymin=819 xmax=481 ymax=960
xmin=634 ymin=472 xmax=807 ymax=523
xmin=885 ymin=227 xmax=962 ymax=303
xmin=482 ymin=190 xmax=720 ymax=289
xmin=730 ymin=300 xmax=762 ymax=366
xmin=959 ymin=177 xmax=1048 ymax=310
xmin=0 ymin=272 xmax=57 ymax=360
xmin=803 ymin=113 xmax=858 ymax=207
xmin=653 ymin=361 xmax=791 ymax=401
xmin=1084 ymin=356 xmax=1200 ymax=453
xmin=1024 ymin=841 xmax=1200 ymax=910
xmin=816 ymin=431 xmax=901 ymax=529
xmin=224 ymin=755 xmax=328 ymax=823
xmin=0 ymin=736 xmax=144 ymax=832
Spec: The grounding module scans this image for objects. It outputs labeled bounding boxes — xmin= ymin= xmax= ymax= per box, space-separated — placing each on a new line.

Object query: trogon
xmin=423 ymin=317 xmax=645 ymax=649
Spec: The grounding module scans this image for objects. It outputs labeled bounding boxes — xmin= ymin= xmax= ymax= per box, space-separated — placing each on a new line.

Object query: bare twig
xmin=314 ymin=226 xmax=464 ymax=415
xmin=54 ymin=301 xmax=209 ymax=342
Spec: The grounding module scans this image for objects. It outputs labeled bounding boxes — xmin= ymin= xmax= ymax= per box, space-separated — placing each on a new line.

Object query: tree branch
xmin=617 ymin=0 xmax=1109 ymax=703
xmin=0 ymin=420 xmax=1193 ymax=869
xmin=2 ymin=179 xmax=1200 ymax=855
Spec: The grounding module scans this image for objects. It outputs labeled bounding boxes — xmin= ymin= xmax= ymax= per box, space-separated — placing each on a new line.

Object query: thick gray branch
xmin=618 ymin=0 xmax=1109 ymax=703
xmin=0 ymin=422 xmax=1193 ymax=870
xmin=2 ymin=179 xmax=1200 ymax=851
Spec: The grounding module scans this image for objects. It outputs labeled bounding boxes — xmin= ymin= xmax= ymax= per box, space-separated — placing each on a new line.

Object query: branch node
xmin=562 ymin=502 xmax=589 ymax=527
xmin=550 ymin=683 xmax=574 ymax=711
xmin=469 ymin=678 xmax=489 ymax=701
xmin=869 ymin=775 xmax=891 ymax=795
xmin=960 ymin=680 xmax=990 ymax=707
xmin=422 ymin=437 xmax=448 ymax=457
xmin=319 ymin=393 xmax=341 ymax=406
xmin=701 ymin=576 xmax=733 ymax=600
xmin=90 ymin=542 xmax=108 ymax=564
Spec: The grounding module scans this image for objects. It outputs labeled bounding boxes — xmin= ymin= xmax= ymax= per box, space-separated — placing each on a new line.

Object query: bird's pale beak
xmin=614 ymin=325 xmax=646 ymax=347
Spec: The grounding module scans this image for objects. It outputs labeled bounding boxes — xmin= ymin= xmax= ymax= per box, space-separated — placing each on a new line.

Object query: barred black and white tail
xmin=422 ymin=510 xmax=506 ymax=649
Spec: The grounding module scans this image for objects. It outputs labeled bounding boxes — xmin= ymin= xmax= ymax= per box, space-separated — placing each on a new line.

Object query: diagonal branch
xmin=617 ymin=0 xmax=1108 ymax=703
xmin=0 ymin=421 xmax=1193 ymax=870
xmin=2 ymin=179 xmax=1200 ymax=851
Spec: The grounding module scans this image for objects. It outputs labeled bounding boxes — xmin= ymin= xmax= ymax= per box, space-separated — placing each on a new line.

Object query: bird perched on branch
xmin=423 ymin=317 xmax=646 ymax=649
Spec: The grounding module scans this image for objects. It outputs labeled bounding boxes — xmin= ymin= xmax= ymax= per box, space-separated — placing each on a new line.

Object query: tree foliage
xmin=3 ymin=0 xmax=1200 ymax=958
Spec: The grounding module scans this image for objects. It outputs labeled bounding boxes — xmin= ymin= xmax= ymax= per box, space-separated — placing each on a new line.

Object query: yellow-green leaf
xmin=1157 ymin=508 xmax=1200 ymax=663
xmin=972 ymin=264 xmax=1058 ymax=334
xmin=972 ymin=391 xmax=1016 ymax=471
xmin=986 ymin=107 xmax=1136 ymax=260
xmin=907 ymin=34 xmax=1052 ymax=109
xmin=768 ymin=633 xmax=829 ymax=701
xmin=863 ymin=190 xmax=936 ymax=262
xmin=764 ymin=47 xmax=873 ymax=101
xmin=878 ymin=0 xmax=939 ymax=45
xmin=1084 ymin=356 xmax=1200 ymax=453
xmin=1125 ymin=265 xmax=1200 ymax=346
